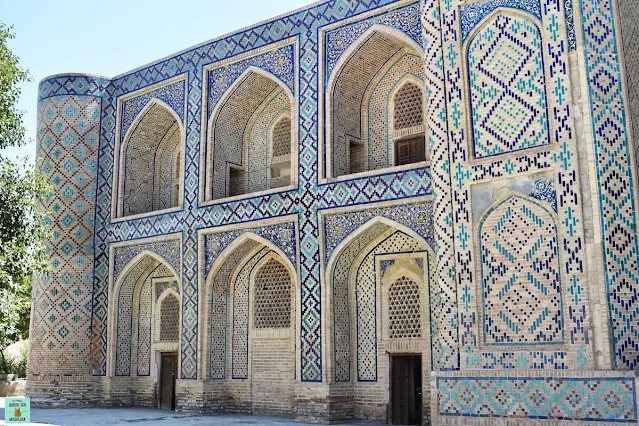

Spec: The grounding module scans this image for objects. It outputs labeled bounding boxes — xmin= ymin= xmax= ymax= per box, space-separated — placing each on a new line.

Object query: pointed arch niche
xmin=477 ymin=192 xmax=564 ymax=346
xmin=205 ymin=68 xmax=298 ymax=202
xmin=114 ymin=99 xmax=185 ymax=219
xmin=107 ymin=251 xmax=181 ymax=388
xmin=325 ymin=216 xmax=436 ymax=421
xmin=325 ymin=26 xmax=426 ymax=180
xmin=201 ymin=233 xmax=299 ymax=416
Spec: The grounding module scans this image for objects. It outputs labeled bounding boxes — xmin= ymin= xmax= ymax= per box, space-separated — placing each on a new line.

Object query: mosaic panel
xmin=468 ymin=12 xmax=551 ymax=159
xmin=116 ymin=260 xmax=173 ymax=376
xmin=122 ymin=104 xmax=181 ymax=216
xmin=323 ymin=202 xmax=433 ymax=261
xmin=115 ymin=256 xmax=156 ymax=376
xmin=332 ymin=222 xmax=389 ymax=383
xmin=325 ymin=3 xmax=421 ymax=79
xmin=204 ymin=221 xmax=297 ymax=273
xmin=581 ymin=0 xmax=639 ymax=369
xmin=207 ymin=44 xmax=295 ymax=116
xmin=437 ymin=376 xmax=638 ymax=422
xmin=365 ymin=54 xmax=425 ymax=171
xmin=155 ymin=280 xmax=180 ymax=301
xmin=466 ymin=349 xmax=569 ymax=370
xmin=113 ymin=239 xmax=181 ymax=284
xmin=246 ymin=90 xmax=290 ymax=193
xmin=437 ymin=0 xmax=590 ymax=373
xmin=459 ymin=0 xmax=542 ymax=43
xmin=121 ymin=79 xmax=186 ymax=140
xmin=210 ymin=240 xmax=258 ymax=379
xmin=479 ymin=194 xmax=563 ymax=345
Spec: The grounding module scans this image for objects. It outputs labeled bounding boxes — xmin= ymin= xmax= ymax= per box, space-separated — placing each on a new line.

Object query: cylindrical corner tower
xmin=28 ymin=74 xmax=108 ymax=405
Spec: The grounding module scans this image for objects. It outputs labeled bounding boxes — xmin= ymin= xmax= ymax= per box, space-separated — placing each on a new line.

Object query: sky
xmin=0 ymin=0 xmax=310 ymax=163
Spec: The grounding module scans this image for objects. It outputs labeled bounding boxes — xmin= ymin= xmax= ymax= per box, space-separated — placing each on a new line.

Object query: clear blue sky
xmin=0 ymin=0 xmax=310 ymax=163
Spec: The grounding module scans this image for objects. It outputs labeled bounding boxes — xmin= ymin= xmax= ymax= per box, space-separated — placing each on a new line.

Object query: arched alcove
xmin=325 ymin=216 xmax=435 ymax=423
xmin=202 ymin=233 xmax=298 ymax=416
xmin=327 ymin=26 xmax=426 ymax=178
xmin=117 ymin=101 xmax=185 ymax=218
xmin=206 ymin=69 xmax=296 ymax=200
xmin=477 ymin=192 xmax=563 ymax=345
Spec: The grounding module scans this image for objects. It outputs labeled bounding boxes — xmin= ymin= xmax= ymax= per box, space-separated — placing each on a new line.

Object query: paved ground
xmin=0 ymin=399 xmax=382 ymax=425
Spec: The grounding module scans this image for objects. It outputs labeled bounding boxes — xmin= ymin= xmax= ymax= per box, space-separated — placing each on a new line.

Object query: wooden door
xmin=390 ymin=355 xmax=422 ymax=425
xmin=160 ymin=353 xmax=177 ymax=410
xmin=395 ymin=136 xmax=426 ymax=166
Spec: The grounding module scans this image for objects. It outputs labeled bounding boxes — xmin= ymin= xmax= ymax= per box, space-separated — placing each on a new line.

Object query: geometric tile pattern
xmin=155 ymin=280 xmax=179 ymax=301
xmin=204 ymin=221 xmax=297 ymax=273
xmin=435 ymin=0 xmax=592 ymax=376
xmin=479 ymin=194 xmax=563 ymax=345
xmin=468 ymin=13 xmax=551 ymax=159
xmin=121 ymin=79 xmax=186 ymax=141
xmin=137 ymin=278 xmax=153 ymax=376
xmin=459 ymin=0 xmax=542 ymax=43
xmin=253 ymin=258 xmax=292 ymax=329
xmin=115 ymin=256 xmax=156 ymax=376
xmin=323 ymin=201 xmax=433 ymax=261
xmin=581 ymin=0 xmax=639 ymax=370
xmin=388 ymin=276 xmax=422 ymax=339
xmin=207 ymin=44 xmax=295 ymax=117
xmin=31 ymin=95 xmax=101 ymax=376
xmin=31 ymin=0 xmax=637 ymax=400
xmin=209 ymin=240 xmax=258 ymax=380
xmin=325 ymin=3 xmax=421 ymax=79
xmin=437 ymin=376 xmax=638 ymax=422
xmin=113 ymin=239 xmax=181 ymax=285
xmin=159 ymin=293 xmax=180 ymax=342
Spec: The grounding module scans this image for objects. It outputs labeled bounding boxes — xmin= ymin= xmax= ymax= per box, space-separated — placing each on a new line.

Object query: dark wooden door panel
xmin=160 ymin=353 xmax=177 ymax=411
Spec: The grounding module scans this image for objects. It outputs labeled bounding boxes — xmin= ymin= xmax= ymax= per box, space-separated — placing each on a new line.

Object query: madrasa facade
xmin=28 ymin=0 xmax=639 ymax=424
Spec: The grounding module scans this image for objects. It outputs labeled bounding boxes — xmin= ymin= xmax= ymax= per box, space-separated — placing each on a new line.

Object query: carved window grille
xmin=253 ymin=259 xmax=291 ymax=329
xmin=160 ymin=294 xmax=180 ymax=341
xmin=388 ymin=276 xmax=421 ymax=339
xmin=271 ymin=117 xmax=291 ymax=157
xmin=393 ymin=83 xmax=423 ymax=130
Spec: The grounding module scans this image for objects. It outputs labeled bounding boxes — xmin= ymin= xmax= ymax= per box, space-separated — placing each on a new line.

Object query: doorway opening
xmin=159 ymin=352 xmax=177 ymax=410
xmin=390 ymin=354 xmax=422 ymax=425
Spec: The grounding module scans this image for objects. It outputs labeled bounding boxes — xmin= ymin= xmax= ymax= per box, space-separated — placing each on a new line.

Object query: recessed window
xmin=117 ymin=102 xmax=184 ymax=218
xmin=328 ymin=30 xmax=425 ymax=178
xmin=206 ymin=70 xmax=295 ymax=201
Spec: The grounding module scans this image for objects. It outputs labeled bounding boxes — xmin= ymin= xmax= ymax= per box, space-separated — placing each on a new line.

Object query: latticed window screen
xmin=160 ymin=294 xmax=180 ymax=341
xmin=271 ymin=117 xmax=291 ymax=157
xmin=388 ymin=276 xmax=422 ymax=339
xmin=253 ymin=259 xmax=291 ymax=329
xmin=393 ymin=83 xmax=423 ymax=130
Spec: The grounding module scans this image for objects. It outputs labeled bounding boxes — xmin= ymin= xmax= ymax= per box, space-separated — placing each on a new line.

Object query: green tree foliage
xmin=0 ymin=23 xmax=29 ymax=150
xmin=0 ymin=23 xmax=50 ymax=372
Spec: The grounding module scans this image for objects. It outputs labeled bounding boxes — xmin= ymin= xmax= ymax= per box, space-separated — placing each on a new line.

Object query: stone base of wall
xmin=431 ymin=370 xmax=638 ymax=425
xmin=26 ymin=374 xmax=105 ymax=407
